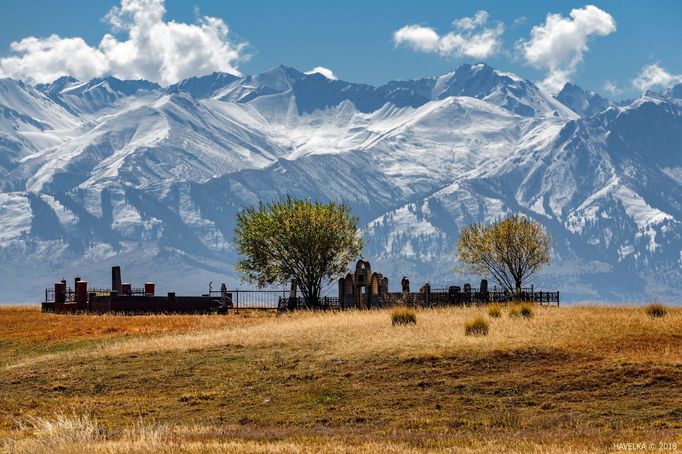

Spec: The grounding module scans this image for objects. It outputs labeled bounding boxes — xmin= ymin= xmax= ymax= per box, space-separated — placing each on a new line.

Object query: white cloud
xmin=304 ymin=66 xmax=337 ymax=80
xmin=453 ymin=10 xmax=489 ymax=31
xmin=394 ymin=26 xmax=440 ymax=53
xmin=0 ymin=0 xmax=248 ymax=85
xmin=1 ymin=36 xmax=110 ymax=84
xmin=603 ymin=80 xmax=622 ymax=96
xmin=393 ymin=11 xmax=504 ymax=60
xmin=632 ymin=63 xmax=682 ymax=92
xmin=512 ymin=17 xmax=528 ymax=29
xmin=518 ymin=5 xmax=616 ymax=93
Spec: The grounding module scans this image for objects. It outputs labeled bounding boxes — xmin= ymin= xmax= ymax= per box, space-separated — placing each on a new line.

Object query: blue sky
xmin=1 ymin=0 xmax=682 ymax=98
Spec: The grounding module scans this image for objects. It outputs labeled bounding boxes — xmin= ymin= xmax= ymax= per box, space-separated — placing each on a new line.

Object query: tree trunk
xmin=515 ymin=278 xmax=522 ymax=295
xmin=304 ymin=284 xmax=320 ymax=308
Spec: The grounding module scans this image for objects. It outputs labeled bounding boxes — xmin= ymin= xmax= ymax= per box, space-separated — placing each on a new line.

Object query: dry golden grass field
xmin=1 ymin=304 xmax=681 ymax=453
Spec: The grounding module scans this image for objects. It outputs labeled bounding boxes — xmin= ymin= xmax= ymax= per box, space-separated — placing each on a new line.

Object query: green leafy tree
xmin=456 ymin=214 xmax=551 ymax=293
xmin=234 ymin=196 xmax=363 ymax=306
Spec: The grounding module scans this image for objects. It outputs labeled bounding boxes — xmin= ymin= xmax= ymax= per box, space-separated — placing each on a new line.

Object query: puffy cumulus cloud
xmin=518 ymin=5 xmax=616 ymax=93
xmin=393 ymin=26 xmax=440 ymax=53
xmin=632 ymin=63 xmax=682 ymax=92
xmin=1 ymin=36 xmax=110 ymax=84
xmin=393 ymin=11 xmax=504 ymax=60
xmin=304 ymin=66 xmax=337 ymax=80
xmin=0 ymin=0 xmax=247 ymax=85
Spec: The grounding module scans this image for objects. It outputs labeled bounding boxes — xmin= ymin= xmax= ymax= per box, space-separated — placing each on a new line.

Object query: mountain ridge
xmin=0 ymin=64 xmax=680 ymax=304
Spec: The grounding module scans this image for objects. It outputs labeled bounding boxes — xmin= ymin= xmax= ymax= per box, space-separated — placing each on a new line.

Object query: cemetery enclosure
xmin=42 ymin=261 xmax=558 ymax=314
xmin=282 ymin=259 xmax=559 ymax=311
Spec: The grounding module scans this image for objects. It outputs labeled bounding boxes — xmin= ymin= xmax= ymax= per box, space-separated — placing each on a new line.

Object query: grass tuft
xmin=19 ymin=413 xmax=104 ymax=446
xmin=464 ymin=316 xmax=489 ymax=336
xmin=645 ymin=303 xmax=667 ymax=318
xmin=391 ymin=307 xmax=416 ymax=326
xmin=487 ymin=304 xmax=502 ymax=318
xmin=509 ymin=303 xmax=534 ymax=319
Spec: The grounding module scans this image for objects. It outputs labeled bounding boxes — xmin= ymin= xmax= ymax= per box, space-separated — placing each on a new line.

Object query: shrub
xmin=509 ymin=303 xmax=534 ymax=319
xmin=465 ymin=317 xmax=489 ymax=336
xmin=391 ymin=307 xmax=416 ymax=326
xmin=645 ymin=303 xmax=667 ymax=318
xmin=487 ymin=304 xmax=502 ymax=318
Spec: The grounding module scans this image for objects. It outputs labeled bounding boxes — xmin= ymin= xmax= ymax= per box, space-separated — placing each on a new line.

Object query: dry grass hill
xmin=1 ymin=305 xmax=681 ymax=453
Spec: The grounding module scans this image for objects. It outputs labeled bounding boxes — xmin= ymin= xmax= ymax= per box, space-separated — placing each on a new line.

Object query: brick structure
xmin=338 ymin=259 xmax=389 ymax=309
xmin=42 ymin=266 xmax=223 ymax=314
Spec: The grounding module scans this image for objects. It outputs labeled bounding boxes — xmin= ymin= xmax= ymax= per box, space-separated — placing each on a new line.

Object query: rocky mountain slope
xmin=0 ymin=63 xmax=680 ymax=303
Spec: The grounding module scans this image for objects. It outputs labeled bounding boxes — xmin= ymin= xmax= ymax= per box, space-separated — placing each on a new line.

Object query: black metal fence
xmin=209 ymin=289 xmax=289 ymax=311
xmin=276 ymin=289 xmax=559 ymax=312
xmin=44 ymin=285 xmax=559 ymax=313
xmin=277 ymin=296 xmax=342 ymax=311
xmin=45 ymin=287 xmax=155 ymax=303
xmin=413 ymin=288 xmax=559 ymax=307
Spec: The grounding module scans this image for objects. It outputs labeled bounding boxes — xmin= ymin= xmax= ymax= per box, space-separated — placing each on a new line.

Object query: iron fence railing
xmin=45 ymin=287 xmax=153 ymax=302
xmin=374 ymin=289 xmax=559 ymax=308
xmin=43 ymin=284 xmax=559 ymax=312
xmin=277 ymin=296 xmax=342 ymax=312
xmin=209 ymin=289 xmax=289 ymax=311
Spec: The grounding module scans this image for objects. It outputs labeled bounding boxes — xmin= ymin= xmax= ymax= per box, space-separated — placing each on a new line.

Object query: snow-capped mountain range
xmin=1 ymin=63 xmax=680 ymax=303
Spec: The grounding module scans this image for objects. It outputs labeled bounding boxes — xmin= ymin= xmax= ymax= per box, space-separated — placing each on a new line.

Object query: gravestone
xmin=449 ymin=286 xmax=461 ymax=305
xmin=111 ymin=266 xmax=122 ymax=294
xmin=380 ymin=277 xmax=389 ymax=296
xmin=420 ymin=283 xmax=431 ymax=306
xmin=479 ymin=279 xmax=489 ymax=303
xmin=335 ymin=259 xmax=390 ymax=310
xmin=289 ymin=279 xmax=297 ymax=298
xmin=401 ymin=277 xmax=410 ymax=293
xmin=344 ymin=272 xmax=355 ymax=308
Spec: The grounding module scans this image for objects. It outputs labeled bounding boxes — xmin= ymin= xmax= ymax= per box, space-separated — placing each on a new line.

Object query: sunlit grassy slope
xmin=1 ymin=305 xmax=681 ymax=453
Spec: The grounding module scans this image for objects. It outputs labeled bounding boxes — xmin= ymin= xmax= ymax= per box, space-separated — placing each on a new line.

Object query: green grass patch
xmin=313 ymin=389 xmax=344 ymax=404
xmin=43 ymin=338 xmax=105 ymax=355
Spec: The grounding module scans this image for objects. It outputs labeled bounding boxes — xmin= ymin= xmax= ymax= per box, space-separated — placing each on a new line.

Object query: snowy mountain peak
xmin=253 ymin=65 xmax=305 ymax=91
xmin=431 ymin=63 xmax=577 ymax=118
xmin=664 ymin=83 xmax=682 ymax=100
xmin=555 ymin=82 xmax=613 ymax=117
xmin=0 ymin=64 xmax=680 ymax=303
xmin=165 ymin=72 xmax=240 ymax=99
xmin=34 ymin=76 xmax=161 ymax=115
xmin=59 ymin=76 xmax=159 ymax=97
xmin=35 ymin=76 xmax=80 ymax=96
